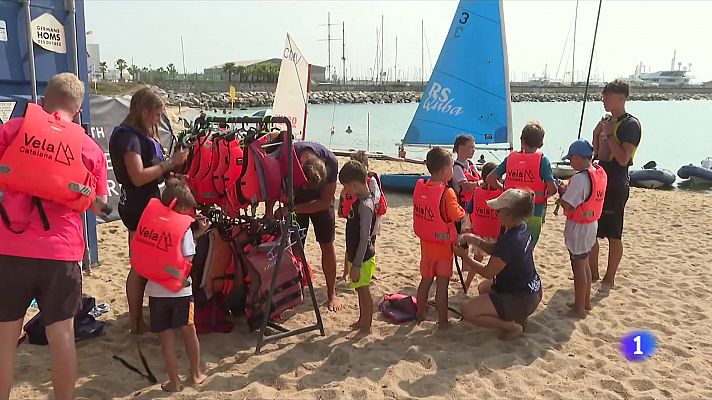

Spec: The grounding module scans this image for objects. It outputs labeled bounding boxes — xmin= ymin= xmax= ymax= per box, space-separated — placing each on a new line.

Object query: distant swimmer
xmin=345 ymin=126 xmax=353 ymax=134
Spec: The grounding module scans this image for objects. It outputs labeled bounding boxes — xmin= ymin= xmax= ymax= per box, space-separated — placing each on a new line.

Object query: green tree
xmin=128 ymin=65 xmax=141 ymax=81
xmin=115 ymin=58 xmax=128 ymax=81
xmin=99 ymin=61 xmax=108 ymax=81
xmin=235 ymin=65 xmax=246 ymax=83
xmin=222 ymin=62 xmax=236 ymax=82
xmin=167 ymin=63 xmax=177 ymax=78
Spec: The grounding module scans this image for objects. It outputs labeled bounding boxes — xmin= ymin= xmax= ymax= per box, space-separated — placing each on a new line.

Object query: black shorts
xmin=118 ymin=185 xmax=160 ymax=231
xmin=0 ymin=255 xmax=82 ymax=325
xmin=149 ymin=296 xmax=194 ymax=333
xmin=295 ymin=205 xmax=336 ymax=244
xmin=597 ymin=184 xmax=630 ymax=240
xmin=489 ymin=289 xmax=542 ymax=325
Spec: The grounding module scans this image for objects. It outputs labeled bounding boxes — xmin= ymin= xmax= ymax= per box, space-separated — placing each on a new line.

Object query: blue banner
xmin=403 ymin=0 xmax=511 ymax=147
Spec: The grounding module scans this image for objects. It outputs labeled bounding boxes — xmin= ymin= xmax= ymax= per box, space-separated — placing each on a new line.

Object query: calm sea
xmin=181 ymin=100 xmax=712 ymax=191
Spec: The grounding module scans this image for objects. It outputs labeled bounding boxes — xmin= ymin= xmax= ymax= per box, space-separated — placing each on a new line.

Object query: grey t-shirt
xmin=562 ymin=171 xmax=598 ymax=255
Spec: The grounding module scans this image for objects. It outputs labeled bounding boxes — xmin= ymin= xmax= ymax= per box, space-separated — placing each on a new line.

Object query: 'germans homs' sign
xmin=31 ymin=13 xmax=66 ymax=54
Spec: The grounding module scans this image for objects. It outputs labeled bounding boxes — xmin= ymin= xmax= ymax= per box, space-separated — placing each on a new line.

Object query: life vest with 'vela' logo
xmin=505 ymin=151 xmax=547 ymax=204
xmin=470 ymin=186 xmax=503 ymax=238
xmin=338 ymin=172 xmax=388 ymax=219
xmin=565 ymin=164 xmax=608 ymax=224
xmin=453 ymin=159 xmax=481 ymax=208
xmin=130 ymin=198 xmax=194 ymax=292
xmin=0 ymin=103 xmax=96 ymax=212
xmin=412 ymin=179 xmax=457 ymax=244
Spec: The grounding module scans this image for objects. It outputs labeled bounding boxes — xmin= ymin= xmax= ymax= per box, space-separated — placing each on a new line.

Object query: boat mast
xmin=341 ymin=22 xmax=346 ymax=84
xmin=572 ymin=0 xmax=578 ymax=85
xmin=421 ymin=19 xmax=424 ymax=86
xmin=381 ymin=14 xmax=384 ymax=85
xmin=395 ymin=35 xmax=398 ymax=82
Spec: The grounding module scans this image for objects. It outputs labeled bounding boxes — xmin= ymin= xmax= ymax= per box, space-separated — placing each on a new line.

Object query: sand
xmin=9 ymin=157 xmax=712 ymax=400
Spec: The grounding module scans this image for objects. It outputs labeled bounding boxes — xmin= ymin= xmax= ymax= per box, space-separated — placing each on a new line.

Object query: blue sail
xmin=403 ymin=0 xmax=512 ymax=148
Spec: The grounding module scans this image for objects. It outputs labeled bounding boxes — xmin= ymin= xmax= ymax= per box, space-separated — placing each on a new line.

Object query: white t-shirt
xmin=145 ymin=228 xmax=196 ymax=298
xmin=562 ymin=171 xmax=598 ymax=255
xmin=451 ymin=160 xmax=468 ymax=194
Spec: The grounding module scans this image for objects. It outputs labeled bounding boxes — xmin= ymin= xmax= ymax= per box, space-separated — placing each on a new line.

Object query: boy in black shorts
xmin=141 ymin=180 xmax=207 ymax=392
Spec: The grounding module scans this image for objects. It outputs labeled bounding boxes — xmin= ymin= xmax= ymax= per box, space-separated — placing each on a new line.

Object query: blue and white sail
xmin=402 ymin=0 xmax=513 ymax=150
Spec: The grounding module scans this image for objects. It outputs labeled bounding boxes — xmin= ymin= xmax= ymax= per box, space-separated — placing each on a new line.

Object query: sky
xmin=84 ymin=0 xmax=712 ymax=82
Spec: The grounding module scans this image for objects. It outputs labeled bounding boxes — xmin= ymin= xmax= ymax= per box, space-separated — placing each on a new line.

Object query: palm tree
xmin=222 ymin=62 xmax=236 ymax=82
xmin=167 ymin=63 xmax=177 ymax=79
xmin=266 ymin=64 xmax=280 ymax=83
xmin=128 ymin=65 xmax=141 ymax=82
xmin=115 ymin=58 xmax=128 ymax=81
xmin=235 ymin=65 xmax=246 ymax=83
xmin=99 ymin=61 xmax=108 ymax=81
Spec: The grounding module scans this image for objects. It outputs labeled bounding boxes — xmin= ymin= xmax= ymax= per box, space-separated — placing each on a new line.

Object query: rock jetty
xmin=163 ymin=90 xmax=712 ymax=109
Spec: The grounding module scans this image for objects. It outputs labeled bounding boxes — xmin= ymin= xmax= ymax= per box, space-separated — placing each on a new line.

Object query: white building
xmin=87 ymin=43 xmax=101 ymax=81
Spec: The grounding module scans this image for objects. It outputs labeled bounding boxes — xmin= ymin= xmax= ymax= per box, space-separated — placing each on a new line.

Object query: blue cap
xmin=563 ymin=139 xmax=594 ymax=160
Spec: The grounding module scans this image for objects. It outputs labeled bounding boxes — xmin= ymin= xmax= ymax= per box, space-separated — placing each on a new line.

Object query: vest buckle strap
xmin=68 ymin=182 xmax=92 ymax=197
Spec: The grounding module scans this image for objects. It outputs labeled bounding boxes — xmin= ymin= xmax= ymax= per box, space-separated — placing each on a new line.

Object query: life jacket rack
xmin=186 ymin=115 xmax=324 ymax=354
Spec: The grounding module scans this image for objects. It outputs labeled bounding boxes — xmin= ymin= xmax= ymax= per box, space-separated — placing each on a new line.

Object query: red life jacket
xmin=565 ymin=164 xmax=608 ymax=224
xmin=453 ymin=160 xmax=481 ymax=206
xmin=130 ymin=198 xmax=194 ymax=292
xmin=222 ymin=141 xmax=247 ymax=217
xmin=412 ymin=179 xmax=457 ymax=244
xmin=0 ymin=103 xmax=96 ymax=213
xmin=470 ymin=186 xmax=503 ymax=238
xmin=338 ymin=172 xmax=388 ymax=219
xmin=211 ymin=138 xmax=231 ymax=196
xmin=236 ymin=139 xmax=281 ymax=205
xmin=505 ymin=151 xmax=547 ymax=204
xmin=190 ymin=138 xmax=220 ymax=205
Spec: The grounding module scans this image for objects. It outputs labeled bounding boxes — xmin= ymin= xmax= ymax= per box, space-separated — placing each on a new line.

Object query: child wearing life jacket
xmin=450 ymin=134 xmax=481 ymax=232
xmin=414 ymin=147 xmax=466 ymax=328
xmin=338 ymin=151 xmax=386 ymax=281
xmin=135 ymin=179 xmax=207 ymax=392
xmin=338 ymin=161 xmax=378 ymax=336
xmin=464 ymin=162 xmax=501 ymax=291
xmin=485 ymin=121 xmax=557 ymax=248
xmin=558 ymin=139 xmax=607 ymax=318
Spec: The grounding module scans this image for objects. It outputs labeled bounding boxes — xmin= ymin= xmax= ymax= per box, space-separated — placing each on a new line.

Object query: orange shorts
xmin=419 ymin=256 xmax=453 ymax=279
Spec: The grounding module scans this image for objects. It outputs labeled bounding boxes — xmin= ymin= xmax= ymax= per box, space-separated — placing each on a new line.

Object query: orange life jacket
xmin=505 ymin=151 xmax=547 ymax=204
xmin=211 ymin=137 xmax=231 ymax=196
xmin=470 ymin=186 xmax=503 ymax=238
xmin=339 ymin=172 xmax=388 ymax=219
xmin=0 ymin=103 xmax=96 ymax=213
xmin=130 ymin=198 xmax=194 ymax=292
xmin=412 ymin=179 xmax=457 ymax=244
xmin=565 ymin=164 xmax=608 ymax=224
xmin=453 ymin=160 xmax=481 ymax=207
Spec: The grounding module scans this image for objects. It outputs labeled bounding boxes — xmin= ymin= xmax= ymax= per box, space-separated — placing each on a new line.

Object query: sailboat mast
xmin=381 ymin=15 xmax=384 ymax=84
xmin=342 ymin=21 xmax=346 ymax=84
xmin=421 ymin=19 xmax=424 ymax=86
xmin=572 ymin=0 xmax=578 ymax=85
xmin=180 ymin=35 xmax=186 ymax=75
xmin=395 ymin=36 xmax=398 ymax=82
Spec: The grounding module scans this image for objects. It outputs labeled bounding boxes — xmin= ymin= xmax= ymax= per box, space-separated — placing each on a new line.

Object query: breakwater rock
xmin=164 ymin=90 xmax=712 ymax=109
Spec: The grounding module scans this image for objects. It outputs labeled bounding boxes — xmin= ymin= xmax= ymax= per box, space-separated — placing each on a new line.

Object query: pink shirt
xmin=0 ymin=117 xmax=109 ymax=262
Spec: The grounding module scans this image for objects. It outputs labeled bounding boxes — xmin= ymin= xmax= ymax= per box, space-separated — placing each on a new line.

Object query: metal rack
xmin=198 ymin=115 xmax=325 ymax=354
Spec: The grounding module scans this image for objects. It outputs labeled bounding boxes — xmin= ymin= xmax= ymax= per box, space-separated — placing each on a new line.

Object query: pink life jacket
xmin=222 ymin=141 xmax=246 ymax=217
xmin=470 ymin=186 xmax=503 ymax=239
xmin=565 ymin=164 xmax=608 ymax=224
xmin=236 ymin=139 xmax=282 ymax=205
xmin=130 ymin=198 xmax=194 ymax=292
xmin=412 ymin=179 xmax=458 ymax=244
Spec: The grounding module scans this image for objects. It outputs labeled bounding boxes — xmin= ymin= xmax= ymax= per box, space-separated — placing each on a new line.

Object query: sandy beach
xmin=9 ymin=157 xmax=712 ymax=400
